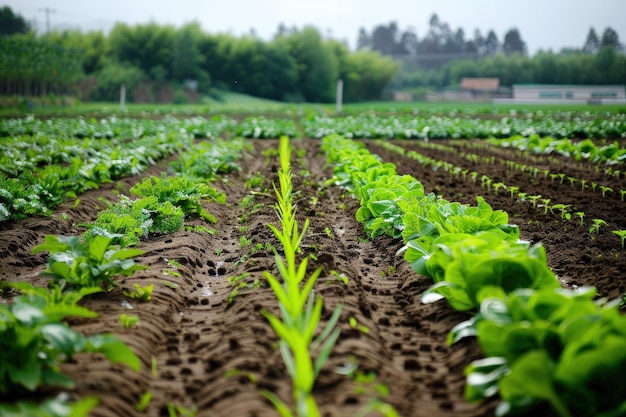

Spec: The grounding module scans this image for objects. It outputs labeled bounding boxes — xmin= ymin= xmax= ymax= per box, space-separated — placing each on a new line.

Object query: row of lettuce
xmin=321 ymin=134 xmax=626 ymax=417
xmin=0 ymin=138 xmax=249 ymax=415
xmin=2 ymin=111 xmax=626 ymax=141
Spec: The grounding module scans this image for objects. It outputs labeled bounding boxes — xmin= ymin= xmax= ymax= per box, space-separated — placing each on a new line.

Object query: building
xmin=497 ymin=84 xmax=626 ymax=104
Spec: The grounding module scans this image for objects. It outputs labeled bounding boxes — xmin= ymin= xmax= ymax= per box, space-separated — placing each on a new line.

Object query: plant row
xmin=303 ymin=113 xmax=626 ymax=140
xmin=322 ymin=134 xmax=626 ymax=417
xmin=0 ymin=130 xmax=194 ymax=221
xmin=377 ymin=140 xmax=626 ymax=248
xmin=0 ymin=115 xmax=299 ymax=140
xmin=0 ymin=138 xmax=249 ymax=415
xmin=488 ymin=134 xmax=626 ymax=166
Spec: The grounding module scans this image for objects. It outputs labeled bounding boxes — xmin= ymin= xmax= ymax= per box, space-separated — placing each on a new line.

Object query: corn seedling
xmin=261 ymin=136 xmax=343 ymax=417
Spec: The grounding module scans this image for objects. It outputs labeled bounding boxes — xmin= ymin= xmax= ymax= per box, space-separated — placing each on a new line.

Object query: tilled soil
xmin=1 ymin=138 xmax=624 ymax=417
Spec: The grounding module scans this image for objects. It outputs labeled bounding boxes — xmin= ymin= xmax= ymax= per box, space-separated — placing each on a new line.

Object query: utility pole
xmin=39 ymin=7 xmax=56 ymax=35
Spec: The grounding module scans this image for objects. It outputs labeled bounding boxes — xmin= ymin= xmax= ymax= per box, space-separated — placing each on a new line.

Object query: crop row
xmin=376 ymin=139 xmax=626 ymax=250
xmin=3 ymin=112 xmax=626 ymax=143
xmin=303 ymin=114 xmax=626 ymax=140
xmin=321 ymin=134 xmax=626 ymax=417
xmin=0 ymin=138 xmax=250 ymax=415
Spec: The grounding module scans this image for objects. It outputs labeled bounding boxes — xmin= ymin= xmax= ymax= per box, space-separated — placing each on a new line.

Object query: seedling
xmin=574 ymin=212 xmax=585 ymax=226
xmin=527 ymin=195 xmax=541 ymax=208
xmin=600 ymin=185 xmax=613 ymax=198
xmin=541 ymin=199 xmax=551 ymax=215
xmin=589 ymin=218 xmax=608 ymax=236
xmin=612 ymin=230 xmax=626 ymax=250
xmin=349 ymin=316 xmax=369 ymax=334
xmin=124 ymin=283 xmax=154 ymax=302
xmin=136 ymin=391 xmax=153 ymax=412
xmin=567 ymin=177 xmax=577 ymax=188
xmin=119 ymin=313 xmax=139 ymax=329
xmin=551 ymin=204 xmax=571 ymax=220
xmin=260 ymin=136 xmax=343 ymax=416
xmin=620 ymin=189 xmax=626 ymax=202
xmin=580 ymin=179 xmax=588 ymax=191
xmin=508 ymin=186 xmax=519 ymax=199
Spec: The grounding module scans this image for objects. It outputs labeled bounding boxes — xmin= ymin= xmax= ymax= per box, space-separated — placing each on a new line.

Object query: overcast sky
xmin=6 ymin=0 xmax=626 ymax=54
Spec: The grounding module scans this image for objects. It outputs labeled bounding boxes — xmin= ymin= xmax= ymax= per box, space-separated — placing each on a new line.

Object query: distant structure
xmin=496 ymin=84 xmax=626 ymax=104
xmin=437 ymin=77 xmax=508 ymax=101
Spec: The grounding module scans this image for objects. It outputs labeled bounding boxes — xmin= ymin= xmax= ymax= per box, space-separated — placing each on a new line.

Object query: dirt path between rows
xmin=2 ymin=137 xmax=624 ymax=417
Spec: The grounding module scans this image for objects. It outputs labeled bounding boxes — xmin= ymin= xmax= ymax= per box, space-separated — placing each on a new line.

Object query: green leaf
xmin=86 ymin=334 xmax=140 ymax=371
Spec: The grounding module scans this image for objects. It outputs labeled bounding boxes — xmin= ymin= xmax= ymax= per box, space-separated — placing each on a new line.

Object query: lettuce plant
xmin=130 ymin=173 xmax=225 ymax=223
xmin=405 ymin=231 xmax=559 ymax=311
xmin=32 ymin=234 xmax=147 ymax=291
xmin=453 ymin=287 xmax=626 ymax=417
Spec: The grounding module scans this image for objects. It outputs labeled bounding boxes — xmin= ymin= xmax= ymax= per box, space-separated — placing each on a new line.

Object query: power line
xmin=39 ymin=7 xmax=56 ymax=35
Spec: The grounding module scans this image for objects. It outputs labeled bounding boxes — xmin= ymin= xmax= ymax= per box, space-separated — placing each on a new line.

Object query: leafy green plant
xmin=32 ymin=234 xmax=147 ymax=291
xmin=136 ymin=391 xmax=153 ymax=412
xmin=0 ymin=397 xmax=99 ymax=417
xmin=85 ymin=195 xmax=184 ymax=247
xmin=123 ymin=283 xmax=154 ymax=302
xmin=408 ymin=231 xmax=559 ymax=311
xmin=452 ymin=287 xmax=626 ymax=417
xmin=119 ymin=314 xmax=139 ymax=329
xmin=130 ymin=173 xmax=225 ymax=223
xmin=0 ymin=291 xmax=140 ymax=394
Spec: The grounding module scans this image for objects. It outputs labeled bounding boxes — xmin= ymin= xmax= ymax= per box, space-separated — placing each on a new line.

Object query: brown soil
xmin=1 ymin=138 xmax=624 ymax=417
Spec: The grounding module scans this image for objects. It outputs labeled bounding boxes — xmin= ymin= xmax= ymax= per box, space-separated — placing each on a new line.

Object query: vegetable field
xmin=1 ymin=109 xmax=625 ymax=417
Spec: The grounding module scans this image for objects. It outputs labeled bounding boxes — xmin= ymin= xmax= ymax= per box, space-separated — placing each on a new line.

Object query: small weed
xmin=136 ymin=391 xmax=153 ymax=412
xmin=124 ymin=283 xmax=154 ymax=302
xmin=120 ymin=314 xmax=139 ymax=329
xmin=240 ymin=236 xmax=252 ymax=248
xmin=163 ymin=281 xmax=178 ymax=289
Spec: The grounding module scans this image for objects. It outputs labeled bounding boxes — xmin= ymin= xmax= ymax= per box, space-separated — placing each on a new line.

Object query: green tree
xmin=172 ymin=22 xmax=205 ymax=82
xmin=600 ymin=27 xmax=621 ymax=49
xmin=109 ymin=22 xmax=175 ymax=81
xmin=281 ymin=26 xmax=339 ymax=102
xmin=503 ymin=28 xmax=526 ymax=55
xmin=0 ymin=6 xmax=30 ymax=36
xmin=583 ymin=27 xmax=600 ymax=53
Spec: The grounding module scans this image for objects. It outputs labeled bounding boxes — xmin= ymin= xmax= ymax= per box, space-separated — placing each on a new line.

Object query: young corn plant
xmin=261 ymin=136 xmax=343 ymax=417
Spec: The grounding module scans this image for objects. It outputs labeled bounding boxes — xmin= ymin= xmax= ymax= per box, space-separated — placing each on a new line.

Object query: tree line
xmin=1 ymin=6 xmax=624 ymax=104
xmin=0 ymin=7 xmax=399 ymax=103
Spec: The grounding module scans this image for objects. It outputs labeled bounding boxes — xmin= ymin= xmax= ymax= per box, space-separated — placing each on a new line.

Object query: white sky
xmin=6 ymin=0 xmax=626 ymax=54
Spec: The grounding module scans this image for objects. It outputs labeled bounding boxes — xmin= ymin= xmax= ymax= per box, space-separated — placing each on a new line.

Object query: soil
xmin=1 ymin=137 xmax=624 ymax=417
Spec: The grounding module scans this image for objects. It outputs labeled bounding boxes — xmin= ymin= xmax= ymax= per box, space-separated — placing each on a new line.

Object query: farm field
xmin=1 ymin=109 xmax=625 ymax=417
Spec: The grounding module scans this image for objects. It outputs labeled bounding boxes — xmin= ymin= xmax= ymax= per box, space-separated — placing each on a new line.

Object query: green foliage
xmin=119 ymin=314 xmax=139 ymax=329
xmin=411 ymin=232 xmax=559 ymax=311
xmin=32 ymin=234 xmax=147 ymax=291
xmin=0 ymin=397 xmax=99 ymax=417
xmin=130 ymin=173 xmax=225 ymax=223
xmin=0 ymin=290 xmax=139 ymax=394
xmin=89 ymin=59 xmax=145 ymax=102
xmin=123 ymin=283 xmax=154 ymax=302
xmin=87 ymin=195 xmax=184 ymax=246
xmin=262 ymin=136 xmax=343 ymax=416
xmin=455 ymin=287 xmax=626 ymax=417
